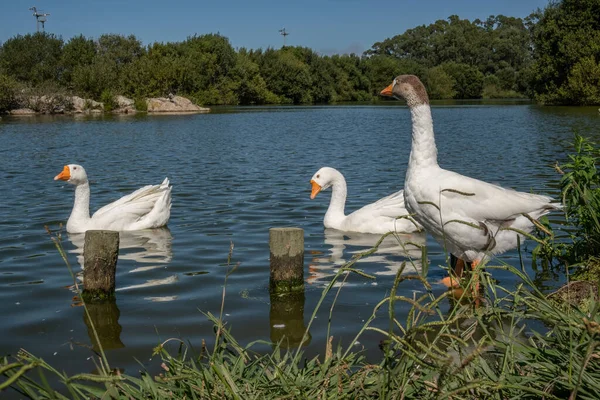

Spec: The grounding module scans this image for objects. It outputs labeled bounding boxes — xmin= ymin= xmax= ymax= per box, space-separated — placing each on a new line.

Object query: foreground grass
xmin=2 ymin=228 xmax=600 ymax=399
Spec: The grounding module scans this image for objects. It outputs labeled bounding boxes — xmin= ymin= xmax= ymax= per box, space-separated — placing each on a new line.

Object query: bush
xmin=534 ymin=135 xmax=600 ymax=274
xmin=134 ymin=97 xmax=147 ymax=112
xmin=0 ymin=74 xmax=19 ymax=112
xmin=559 ymin=135 xmax=600 ymax=259
xmin=482 ymin=84 xmax=525 ymax=99
xmin=100 ymin=89 xmax=117 ymax=112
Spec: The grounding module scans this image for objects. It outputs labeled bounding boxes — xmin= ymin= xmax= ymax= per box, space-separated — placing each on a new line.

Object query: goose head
xmin=380 ymin=75 xmax=429 ymax=107
xmin=54 ymin=164 xmax=88 ymax=185
xmin=309 ymin=167 xmax=339 ymax=199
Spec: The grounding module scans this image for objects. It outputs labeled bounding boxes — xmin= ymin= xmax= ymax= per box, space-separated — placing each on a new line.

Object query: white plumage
xmin=309 ymin=167 xmax=421 ymax=234
xmin=54 ymin=164 xmax=172 ymax=233
xmin=381 ymin=75 xmax=561 ymax=268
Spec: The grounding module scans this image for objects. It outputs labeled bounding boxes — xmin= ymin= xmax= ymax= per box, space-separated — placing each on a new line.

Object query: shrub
xmin=534 ymin=134 xmax=600 ymax=275
xmin=559 ymin=135 xmax=600 ymax=260
xmin=100 ymin=89 xmax=117 ymax=112
xmin=134 ymin=97 xmax=147 ymax=112
xmin=0 ymin=74 xmax=19 ymax=112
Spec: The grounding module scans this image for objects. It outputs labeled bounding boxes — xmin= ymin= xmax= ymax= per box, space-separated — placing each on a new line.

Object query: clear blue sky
xmin=1 ymin=0 xmax=550 ymax=55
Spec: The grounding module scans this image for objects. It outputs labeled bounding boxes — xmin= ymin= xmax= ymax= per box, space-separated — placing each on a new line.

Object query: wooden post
xmin=269 ymin=227 xmax=304 ymax=293
xmin=83 ymin=230 xmax=119 ymax=302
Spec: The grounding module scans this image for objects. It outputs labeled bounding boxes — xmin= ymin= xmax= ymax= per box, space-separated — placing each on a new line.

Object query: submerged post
xmin=269 ymin=227 xmax=304 ymax=293
xmin=83 ymin=230 xmax=119 ymax=302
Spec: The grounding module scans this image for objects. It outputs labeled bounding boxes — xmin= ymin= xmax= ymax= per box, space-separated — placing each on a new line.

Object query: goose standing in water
xmin=310 ymin=167 xmax=421 ymax=234
xmin=54 ymin=164 xmax=172 ymax=233
xmin=380 ymin=75 xmax=560 ymax=287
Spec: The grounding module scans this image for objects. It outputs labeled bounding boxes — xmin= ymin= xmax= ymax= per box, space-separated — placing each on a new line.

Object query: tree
xmin=0 ymin=32 xmax=63 ymax=85
xmin=233 ymin=50 xmax=280 ymax=105
xmin=563 ymin=56 xmax=600 ymax=104
xmin=365 ymin=15 xmax=531 ymax=98
xmin=97 ymin=34 xmax=144 ymax=66
xmin=529 ymin=0 xmax=600 ymax=104
xmin=60 ymin=35 xmax=96 ymax=87
xmin=424 ymin=66 xmax=456 ymax=99
xmin=259 ymin=48 xmax=313 ymax=104
xmin=331 ymin=54 xmax=371 ymax=101
xmin=177 ymin=34 xmax=238 ymax=104
xmin=364 ymin=56 xmax=425 ymax=96
xmin=120 ymin=42 xmax=186 ymax=98
xmin=71 ymin=56 xmax=119 ymax=99
xmin=440 ymin=62 xmax=484 ymax=98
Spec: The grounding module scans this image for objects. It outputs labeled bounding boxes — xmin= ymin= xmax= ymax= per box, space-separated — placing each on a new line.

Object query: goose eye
xmin=316 ymin=174 xmax=320 ymax=178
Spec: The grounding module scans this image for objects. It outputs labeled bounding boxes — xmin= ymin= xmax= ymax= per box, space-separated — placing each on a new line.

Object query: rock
xmin=113 ymin=95 xmax=136 ymax=114
xmin=115 ymin=95 xmax=134 ymax=108
xmin=27 ymin=95 xmax=71 ymax=114
xmin=71 ymin=96 xmax=86 ymax=113
xmin=548 ymin=280 xmax=598 ymax=310
xmin=146 ymin=95 xmax=209 ymax=113
xmin=71 ymin=96 xmax=104 ymax=114
xmin=9 ymin=108 xmax=36 ymax=116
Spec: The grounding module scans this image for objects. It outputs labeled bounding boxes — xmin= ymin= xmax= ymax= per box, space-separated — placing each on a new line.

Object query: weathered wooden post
xmin=83 ymin=230 xmax=119 ymax=302
xmin=269 ymin=227 xmax=304 ymax=293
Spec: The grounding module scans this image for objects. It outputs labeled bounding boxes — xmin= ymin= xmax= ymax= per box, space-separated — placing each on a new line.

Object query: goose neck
xmin=70 ymin=182 xmax=91 ymax=223
xmin=408 ymin=104 xmax=438 ymax=169
xmin=324 ymin=176 xmax=347 ymax=223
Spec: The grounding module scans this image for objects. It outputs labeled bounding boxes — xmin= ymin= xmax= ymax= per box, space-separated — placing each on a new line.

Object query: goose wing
xmin=91 ymin=178 xmax=171 ymax=228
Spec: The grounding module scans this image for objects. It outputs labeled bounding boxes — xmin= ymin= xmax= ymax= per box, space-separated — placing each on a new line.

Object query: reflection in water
xmin=270 ymin=290 xmax=311 ymax=349
xmin=83 ymin=299 xmax=124 ymax=351
xmin=67 ymin=228 xmax=177 ymax=299
xmin=308 ymin=229 xmax=427 ymax=284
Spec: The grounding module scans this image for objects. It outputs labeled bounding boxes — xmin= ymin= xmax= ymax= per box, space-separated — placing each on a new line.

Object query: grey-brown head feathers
xmin=391 ymin=75 xmax=429 ymax=107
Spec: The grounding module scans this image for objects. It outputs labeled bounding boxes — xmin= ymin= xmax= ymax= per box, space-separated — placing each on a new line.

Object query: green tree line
xmin=1 ymin=0 xmax=599 ymax=111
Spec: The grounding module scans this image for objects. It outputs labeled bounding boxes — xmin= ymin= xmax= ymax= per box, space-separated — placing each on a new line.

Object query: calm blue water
xmin=0 ymin=104 xmax=598 ymax=389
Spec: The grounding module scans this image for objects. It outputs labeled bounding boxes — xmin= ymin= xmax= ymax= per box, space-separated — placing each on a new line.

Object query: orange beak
xmin=380 ymin=84 xmax=393 ymax=97
xmin=310 ymin=180 xmax=322 ymax=199
xmin=54 ymin=165 xmax=71 ymax=181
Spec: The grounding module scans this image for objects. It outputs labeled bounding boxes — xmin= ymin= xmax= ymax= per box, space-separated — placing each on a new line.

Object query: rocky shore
xmin=5 ymin=94 xmax=210 ymax=116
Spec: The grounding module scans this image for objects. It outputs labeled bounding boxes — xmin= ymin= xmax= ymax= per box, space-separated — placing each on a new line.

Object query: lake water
xmin=1 ymin=103 xmax=598 ymax=390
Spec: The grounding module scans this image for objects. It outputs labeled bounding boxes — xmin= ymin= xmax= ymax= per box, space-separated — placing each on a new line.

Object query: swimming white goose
xmin=309 ymin=167 xmax=421 ymax=234
xmin=54 ymin=164 xmax=172 ymax=233
xmin=380 ymin=75 xmax=560 ymax=286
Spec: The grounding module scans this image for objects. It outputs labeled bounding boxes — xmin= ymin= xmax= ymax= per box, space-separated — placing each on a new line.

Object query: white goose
xmin=380 ymin=75 xmax=560 ymax=286
xmin=309 ymin=167 xmax=421 ymax=234
xmin=54 ymin=164 xmax=172 ymax=233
